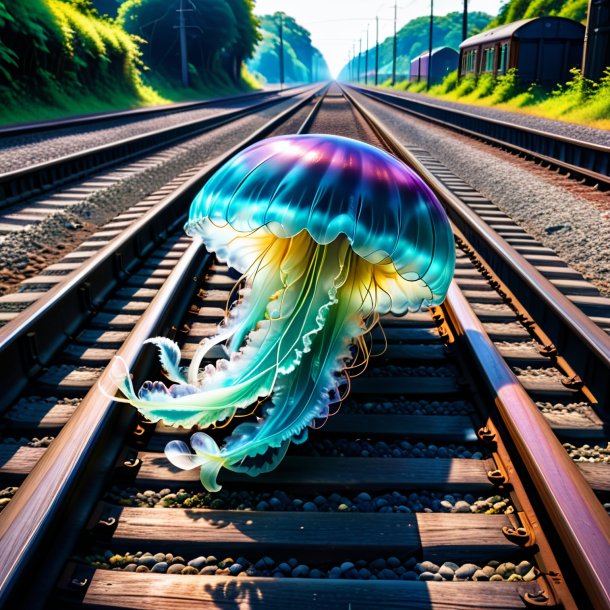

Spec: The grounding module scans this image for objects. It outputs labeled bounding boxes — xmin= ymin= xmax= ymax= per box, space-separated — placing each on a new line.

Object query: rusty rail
xmin=342 ymin=85 xmax=610 ymax=408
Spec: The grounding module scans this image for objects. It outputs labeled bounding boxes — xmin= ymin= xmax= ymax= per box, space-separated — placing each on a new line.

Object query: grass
xmin=383 ymin=68 xmax=610 ymax=130
xmin=0 ymin=68 xmax=261 ymax=126
xmin=0 ymin=0 xmax=261 ymax=127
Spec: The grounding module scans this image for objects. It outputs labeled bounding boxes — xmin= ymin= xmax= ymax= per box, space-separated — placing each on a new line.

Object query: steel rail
xmin=0 ymin=85 xmax=327 ymax=609
xmin=0 ymin=85 xmax=325 ymax=412
xmin=343 ymin=84 xmax=610 ymax=610
xmin=348 ymin=84 xmax=610 ymax=189
xmin=0 ymin=85 xmax=316 ymax=208
xmin=443 ymin=282 xmax=610 ymax=610
xmin=342 ymin=85 xmax=610 ymax=407
xmin=0 ymin=86 xmax=303 ymax=138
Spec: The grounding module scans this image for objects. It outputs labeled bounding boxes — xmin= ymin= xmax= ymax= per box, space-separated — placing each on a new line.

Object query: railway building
xmin=458 ymin=16 xmax=585 ymax=86
xmin=409 ymin=47 xmax=459 ymax=85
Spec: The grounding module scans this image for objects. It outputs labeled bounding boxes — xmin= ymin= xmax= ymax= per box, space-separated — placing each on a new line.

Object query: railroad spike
xmin=538 ymin=344 xmax=557 ymax=358
xmin=502 ymin=525 xmax=532 ymax=546
xmin=477 ymin=426 xmax=496 ymax=443
xmin=561 ymin=375 xmax=583 ymax=390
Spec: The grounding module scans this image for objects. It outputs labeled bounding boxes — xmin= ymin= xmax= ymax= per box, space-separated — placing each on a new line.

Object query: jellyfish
xmin=111 ymin=134 xmax=455 ymax=491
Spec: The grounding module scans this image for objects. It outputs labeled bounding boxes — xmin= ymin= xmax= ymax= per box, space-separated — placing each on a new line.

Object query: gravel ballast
xmin=106 ymin=486 xmax=512 ymax=515
xmin=84 ymin=550 xmax=536 ymax=582
xmin=293 ymin=439 xmax=486 ymax=459
xmin=0 ymin=95 xmax=309 ymax=296
xmin=353 ymin=91 xmax=610 ymax=297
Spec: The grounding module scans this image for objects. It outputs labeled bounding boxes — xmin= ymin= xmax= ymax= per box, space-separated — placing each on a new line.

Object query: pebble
xmin=229 ymin=563 xmax=244 ymax=576
xmin=187 ymin=556 xmax=206 ymax=570
xmin=455 ymin=563 xmax=479 ymax=580
xmin=292 ymin=564 xmax=309 ymax=578
xmin=296 ymin=438 xmax=486 ymax=460
xmin=86 ymin=551 xmax=535 ymax=582
xmin=438 ymin=565 xmax=455 ymax=580
xmin=108 ymin=486 xmax=511 ymax=515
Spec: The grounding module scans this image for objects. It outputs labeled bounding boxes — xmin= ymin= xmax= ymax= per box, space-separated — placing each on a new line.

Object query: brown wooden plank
xmin=37 ymin=366 xmax=101 ymax=394
xmin=577 ymin=462 xmax=610 ymax=493
xmin=64 ymin=346 xmax=117 ymax=366
xmin=350 ymin=377 xmax=460 ymax=397
xmin=90 ymin=313 xmax=140 ymax=330
xmin=104 ymin=300 xmax=151 ymax=314
xmin=0 ymin=445 xmax=45 ymax=482
xmin=3 ymin=398 xmax=77 ymax=431
xmin=517 ymin=378 xmax=578 ymax=401
xmin=67 ymin=571 xmax=542 ymax=610
xmin=115 ymin=287 xmax=159 ymax=300
xmin=150 ymin=415 xmax=477 ymax=451
xmin=135 ymin=454 xmax=495 ymax=492
xmin=381 ymin=344 xmax=448 ymax=362
xmin=98 ymin=506 xmax=517 ymax=562
xmin=380 ymin=312 xmax=437 ymax=327
xmin=460 ymin=291 xmax=504 ymax=305
xmin=374 ymin=327 xmax=442 ymax=344
xmin=76 ymin=330 xmax=130 ymax=346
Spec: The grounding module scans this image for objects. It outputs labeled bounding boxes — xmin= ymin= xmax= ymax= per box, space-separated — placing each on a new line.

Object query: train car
xmin=410 ymin=47 xmax=459 ymax=85
xmin=458 ymin=17 xmax=585 ymax=86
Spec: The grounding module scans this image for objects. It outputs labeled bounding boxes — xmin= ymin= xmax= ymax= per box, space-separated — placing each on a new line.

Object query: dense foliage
xmin=393 ymin=66 xmax=610 ymax=128
xmin=118 ymin=0 xmax=260 ymax=87
xmin=248 ymin=12 xmax=330 ymax=84
xmin=0 ymin=0 xmax=159 ymax=122
xmin=0 ymin=0 xmax=261 ymax=123
xmin=489 ymin=0 xmax=588 ymax=26
xmin=339 ymin=11 xmax=492 ymax=80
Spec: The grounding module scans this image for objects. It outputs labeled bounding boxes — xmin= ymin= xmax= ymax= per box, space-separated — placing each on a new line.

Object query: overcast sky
xmin=253 ymin=0 xmax=503 ymax=77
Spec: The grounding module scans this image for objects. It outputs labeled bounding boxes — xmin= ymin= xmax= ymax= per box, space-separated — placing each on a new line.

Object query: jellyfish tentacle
xmin=165 ymin=240 xmax=386 ymax=491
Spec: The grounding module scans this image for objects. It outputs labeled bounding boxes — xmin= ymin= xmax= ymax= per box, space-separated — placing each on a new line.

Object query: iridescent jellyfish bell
xmin=113 ymin=134 xmax=455 ymax=491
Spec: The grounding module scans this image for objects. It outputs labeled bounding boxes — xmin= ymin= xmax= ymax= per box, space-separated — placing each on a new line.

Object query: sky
xmin=253 ymin=0 xmax=503 ymax=77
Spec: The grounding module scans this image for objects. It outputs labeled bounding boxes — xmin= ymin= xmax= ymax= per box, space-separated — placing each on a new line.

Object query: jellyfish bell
xmin=113 ymin=134 xmax=455 ymax=492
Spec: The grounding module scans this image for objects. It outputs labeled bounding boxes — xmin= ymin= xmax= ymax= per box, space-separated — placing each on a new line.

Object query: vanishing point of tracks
xmin=0 ymin=83 xmax=608 ymax=610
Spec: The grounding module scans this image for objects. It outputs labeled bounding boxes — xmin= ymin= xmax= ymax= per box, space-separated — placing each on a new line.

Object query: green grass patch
xmin=385 ymin=66 xmax=610 ymax=129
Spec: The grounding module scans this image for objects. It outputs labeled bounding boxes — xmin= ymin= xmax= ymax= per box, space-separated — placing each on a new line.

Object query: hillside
xmin=339 ymin=10 xmax=492 ymax=80
xmin=248 ymin=12 xmax=330 ymax=84
xmin=0 ymin=0 xmax=262 ymax=125
xmin=489 ymin=0 xmax=587 ymax=26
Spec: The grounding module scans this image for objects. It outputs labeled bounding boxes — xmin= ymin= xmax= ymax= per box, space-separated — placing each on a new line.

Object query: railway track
xmin=0 ymin=87 xmax=296 ymax=139
xmin=0 ymin=85 xmax=319 ymax=314
xmin=0 ymin=85 xmax=314 ymax=213
xmin=348 ymin=84 xmax=610 ymax=191
xmin=0 ymin=83 xmax=608 ymax=610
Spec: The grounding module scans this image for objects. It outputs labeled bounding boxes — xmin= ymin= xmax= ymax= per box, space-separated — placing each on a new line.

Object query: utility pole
xmin=177 ymin=0 xmax=189 ymax=87
xmin=365 ymin=25 xmax=369 ymax=85
xmin=358 ymin=38 xmax=362 ymax=82
xmin=462 ymin=0 xmax=468 ymax=41
xmin=391 ymin=0 xmax=397 ymax=86
xmin=375 ymin=16 xmax=379 ymax=86
xmin=278 ymin=13 xmax=285 ymax=89
xmin=352 ymin=42 xmax=356 ymax=82
xmin=583 ymin=0 xmax=610 ymax=80
xmin=427 ymin=0 xmax=433 ymax=90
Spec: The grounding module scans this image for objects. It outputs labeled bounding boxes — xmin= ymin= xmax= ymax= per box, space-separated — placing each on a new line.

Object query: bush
xmin=452 ymin=74 xmax=477 ymax=97
xmin=486 ymin=68 xmax=521 ymax=104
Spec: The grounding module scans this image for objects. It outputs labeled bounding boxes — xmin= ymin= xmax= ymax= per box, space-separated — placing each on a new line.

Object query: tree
xmin=118 ymin=0 xmax=238 ymax=84
xmin=224 ymin=0 xmax=260 ymax=83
